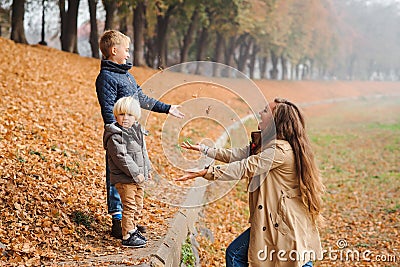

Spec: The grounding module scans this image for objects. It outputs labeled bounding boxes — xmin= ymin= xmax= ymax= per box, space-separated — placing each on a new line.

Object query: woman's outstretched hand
xmin=181 ymin=141 xmax=201 ymax=151
xmin=175 ymin=168 xmax=208 ymax=181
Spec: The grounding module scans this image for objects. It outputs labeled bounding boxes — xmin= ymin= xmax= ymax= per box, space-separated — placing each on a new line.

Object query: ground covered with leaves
xmin=0 ymin=38 xmax=177 ymax=266
xmin=0 ymin=37 xmax=399 ymax=266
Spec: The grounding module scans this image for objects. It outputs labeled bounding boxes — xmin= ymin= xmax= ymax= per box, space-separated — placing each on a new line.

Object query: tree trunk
xmin=224 ymin=36 xmax=236 ymax=66
xmin=347 ymin=54 xmax=356 ymax=80
xmin=60 ymin=0 xmax=80 ymax=53
xmin=308 ymin=59 xmax=314 ymax=80
xmin=281 ymin=55 xmax=287 ymax=80
xmin=236 ymin=34 xmax=251 ymax=72
xmin=248 ymin=43 xmax=259 ymax=79
xmin=302 ymin=65 xmax=307 ymax=80
xmin=39 ymin=0 xmax=47 ymax=45
xmin=212 ymin=31 xmax=224 ymax=77
xmin=103 ymin=0 xmax=117 ymax=31
xmin=10 ymin=0 xmax=27 ymax=44
xmin=295 ymin=63 xmax=301 ymax=80
xmin=155 ymin=15 xmax=167 ymax=68
xmin=195 ymin=26 xmax=209 ymax=75
xmin=259 ymin=56 xmax=267 ymax=79
xmin=118 ymin=3 xmax=129 ymax=34
xmin=119 ymin=16 xmax=128 ymax=34
xmin=145 ymin=39 xmax=155 ymax=67
xmin=223 ymin=36 xmax=236 ymax=77
xmin=155 ymin=4 xmax=177 ymax=68
xmin=180 ymin=8 xmax=199 ymax=63
xmin=302 ymin=59 xmax=309 ymax=80
xmin=88 ymin=0 xmax=99 ymax=58
xmin=133 ymin=0 xmax=146 ymax=66
xmin=269 ymin=50 xmax=279 ymax=80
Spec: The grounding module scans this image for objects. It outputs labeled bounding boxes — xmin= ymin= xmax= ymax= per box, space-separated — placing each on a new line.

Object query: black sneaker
xmin=136 ymin=229 xmax=147 ymax=241
xmin=111 ymin=218 xmax=122 ymax=239
xmin=122 ymin=231 xmax=146 ymax=248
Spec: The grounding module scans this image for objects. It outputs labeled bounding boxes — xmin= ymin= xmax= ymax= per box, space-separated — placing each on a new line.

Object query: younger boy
xmin=96 ymin=30 xmax=184 ymax=238
xmin=103 ymin=96 xmax=151 ymax=247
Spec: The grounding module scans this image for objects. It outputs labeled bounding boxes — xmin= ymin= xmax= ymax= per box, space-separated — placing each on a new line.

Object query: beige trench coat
xmin=204 ymin=139 xmax=322 ymax=267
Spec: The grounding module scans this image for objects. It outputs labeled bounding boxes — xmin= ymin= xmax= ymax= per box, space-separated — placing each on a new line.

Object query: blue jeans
xmin=106 ymin=154 xmax=123 ymax=214
xmin=226 ymin=228 xmax=250 ymax=267
xmin=226 ymin=228 xmax=313 ymax=267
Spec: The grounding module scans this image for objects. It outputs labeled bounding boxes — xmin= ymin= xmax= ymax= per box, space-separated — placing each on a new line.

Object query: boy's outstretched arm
xmin=135 ymin=84 xmax=185 ymax=118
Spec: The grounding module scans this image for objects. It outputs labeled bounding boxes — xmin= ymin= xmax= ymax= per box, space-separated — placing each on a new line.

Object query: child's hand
xmin=135 ymin=174 xmax=145 ymax=184
xmin=181 ymin=141 xmax=200 ymax=151
xmin=169 ymin=105 xmax=185 ymax=119
xmin=175 ymin=168 xmax=207 ymax=181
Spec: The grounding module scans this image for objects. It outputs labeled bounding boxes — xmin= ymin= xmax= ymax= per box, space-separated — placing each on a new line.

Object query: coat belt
xmin=282 ymin=187 xmax=301 ymax=199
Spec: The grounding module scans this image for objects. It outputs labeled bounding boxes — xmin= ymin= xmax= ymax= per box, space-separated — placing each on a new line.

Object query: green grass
xmin=181 ymin=237 xmax=196 ymax=267
xmin=29 ymin=150 xmax=46 ymax=161
xmin=310 ymin=100 xmax=400 ymax=266
xmin=71 ymin=210 xmax=94 ymax=229
xmin=366 ymin=122 xmax=400 ymax=131
xmin=310 ymin=133 xmax=357 ymax=147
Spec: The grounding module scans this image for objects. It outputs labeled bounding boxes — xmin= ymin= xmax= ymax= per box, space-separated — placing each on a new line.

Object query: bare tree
xmin=236 ymin=34 xmax=252 ymax=72
xmin=259 ymin=56 xmax=268 ymax=79
xmin=133 ymin=0 xmax=146 ymax=66
xmin=10 ymin=0 xmax=27 ymax=44
xmin=269 ymin=50 xmax=279 ymax=80
xmin=88 ymin=0 xmax=99 ymax=58
xmin=180 ymin=7 xmax=199 ymax=63
xmin=195 ymin=25 xmax=209 ymax=75
xmin=212 ymin=31 xmax=224 ymax=76
xmin=102 ymin=0 xmax=116 ymax=31
xmin=154 ymin=2 xmax=179 ymax=68
xmin=248 ymin=43 xmax=259 ymax=79
xmin=59 ymin=0 xmax=80 ymax=53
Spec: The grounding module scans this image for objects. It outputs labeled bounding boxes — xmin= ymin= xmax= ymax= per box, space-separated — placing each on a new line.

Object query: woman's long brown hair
xmin=272 ymin=98 xmax=324 ymax=224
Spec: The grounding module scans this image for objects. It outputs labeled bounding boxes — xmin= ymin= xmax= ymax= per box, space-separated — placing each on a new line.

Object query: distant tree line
xmin=1 ymin=0 xmax=400 ymax=81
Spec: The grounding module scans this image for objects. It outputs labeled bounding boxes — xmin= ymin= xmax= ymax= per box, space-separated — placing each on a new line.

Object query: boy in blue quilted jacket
xmin=96 ymin=30 xmax=184 ymax=239
xmin=104 ymin=96 xmax=149 ymax=248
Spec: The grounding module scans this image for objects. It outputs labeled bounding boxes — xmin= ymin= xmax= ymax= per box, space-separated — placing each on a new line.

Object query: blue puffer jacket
xmin=96 ymin=60 xmax=171 ymax=124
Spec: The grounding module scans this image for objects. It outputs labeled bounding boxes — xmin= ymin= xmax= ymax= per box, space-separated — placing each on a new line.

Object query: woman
xmin=177 ymin=98 xmax=324 ymax=267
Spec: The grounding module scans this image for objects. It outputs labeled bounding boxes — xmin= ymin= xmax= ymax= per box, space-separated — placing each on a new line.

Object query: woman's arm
xmin=176 ymin=168 xmax=208 ymax=181
xmin=205 ymin=145 xmax=284 ymax=181
xmin=206 ymin=146 xmax=250 ymax=163
xmin=177 ymin=144 xmax=285 ymax=183
xmin=181 ymin=141 xmax=250 ymax=163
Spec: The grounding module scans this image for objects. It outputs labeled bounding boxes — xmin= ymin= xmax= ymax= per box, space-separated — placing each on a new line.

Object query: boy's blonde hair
xmin=99 ymin=30 xmax=131 ymax=59
xmin=113 ymin=96 xmax=141 ymax=120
